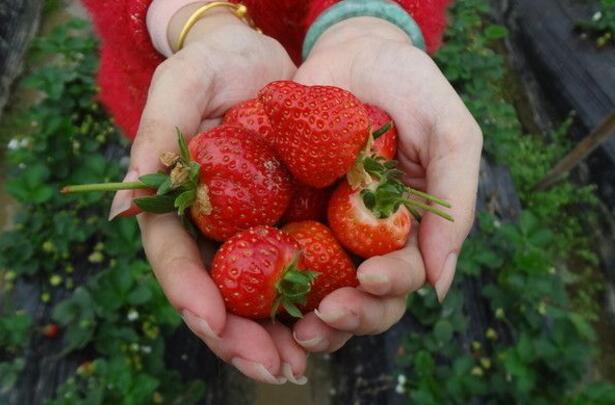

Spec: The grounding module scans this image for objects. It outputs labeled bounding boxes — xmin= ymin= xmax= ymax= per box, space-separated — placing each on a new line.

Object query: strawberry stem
xmin=407 ymin=188 xmax=452 ymax=208
xmin=372 ymin=122 xmax=393 ymax=140
xmin=61 ymin=181 xmax=151 ymax=194
xmin=402 ymin=199 xmax=454 ymax=222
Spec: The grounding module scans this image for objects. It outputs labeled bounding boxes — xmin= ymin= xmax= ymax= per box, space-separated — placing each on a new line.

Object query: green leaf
xmin=433 ymin=319 xmax=454 ymax=343
xmin=139 ymin=173 xmax=169 ymax=188
xmin=282 ymin=301 xmax=303 ymax=318
xmin=127 ymin=284 xmax=153 ymax=305
xmin=177 ymin=128 xmax=191 ymax=162
xmin=134 ymin=195 xmax=176 ymax=214
xmin=174 ymin=190 xmax=196 ymax=214
xmin=485 ymin=24 xmax=509 ymax=40
xmin=157 ymin=177 xmax=173 ymax=196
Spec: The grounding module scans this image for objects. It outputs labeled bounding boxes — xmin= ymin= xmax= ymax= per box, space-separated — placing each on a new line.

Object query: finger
xmin=196 ymin=314 xmax=287 ymax=385
xmin=357 ymin=231 xmax=426 ymax=296
xmin=418 ymin=102 xmax=483 ymax=302
xmin=109 ymin=53 xmax=215 ymax=219
xmin=292 ymin=312 xmax=352 ymax=353
xmin=138 ymin=213 xmax=226 ymax=339
xmin=314 ymin=288 xmax=407 ymax=336
xmin=263 ymin=322 xmax=309 ymax=385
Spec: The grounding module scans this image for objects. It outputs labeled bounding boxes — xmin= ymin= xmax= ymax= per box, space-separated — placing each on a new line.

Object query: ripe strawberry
xmin=62 ymin=127 xmax=292 ymax=242
xmin=188 ymin=125 xmax=292 ymax=241
xmin=328 ymin=181 xmax=412 ymax=258
xmin=42 ymin=323 xmax=59 ymax=338
xmin=328 ymin=158 xmax=453 ymax=258
xmin=258 ymin=81 xmax=370 ymax=188
xmin=364 ymin=104 xmax=398 ymax=160
xmin=282 ymin=221 xmax=357 ymax=311
xmin=223 ymin=98 xmax=272 ymax=141
xmin=211 ymin=226 xmax=318 ymax=319
xmin=281 ymin=181 xmax=330 ymax=223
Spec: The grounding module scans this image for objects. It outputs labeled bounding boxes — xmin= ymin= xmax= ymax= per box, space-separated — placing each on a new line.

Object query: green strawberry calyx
xmin=271 ymin=255 xmax=319 ymax=321
xmin=359 ymin=156 xmax=454 ymax=222
xmin=61 ymin=129 xmax=203 ymax=222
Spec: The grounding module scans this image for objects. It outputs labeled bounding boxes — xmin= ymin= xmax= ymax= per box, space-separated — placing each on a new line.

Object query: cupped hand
xmin=292 ymin=17 xmax=483 ymax=352
xmin=108 ymin=12 xmax=306 ymax=384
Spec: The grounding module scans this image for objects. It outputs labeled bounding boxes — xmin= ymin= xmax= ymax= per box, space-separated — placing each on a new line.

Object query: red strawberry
xmin=328 ymin=158 xmax=453 ymax=258
xmin=282 ymin=221 xmax=357 ymax=311
xmin=223 ymin=99 xmax=272 ymax=141
xmin=62 ymin=127 xmax=293 ymax=242
xmin=211 ymin=226 xmax=318 ymax=319
xmin=258 ymin=81 xmax=370 ymax=188
xmin=42 ymin=323 xmax=59 ymax=338
xmin=364 ymin=104 xmax=398 ymax=160
xmin=328 ymin=181 xmax=412 ymax=258
xmin=281 ymin=181 xmax=330 ymax=223
xmin=188 ymin=125 xmax=293 ymax=241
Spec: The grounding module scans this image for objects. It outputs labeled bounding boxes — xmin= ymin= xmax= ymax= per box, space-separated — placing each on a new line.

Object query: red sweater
xmin=82 ymin=0 xmax=450 ymax=138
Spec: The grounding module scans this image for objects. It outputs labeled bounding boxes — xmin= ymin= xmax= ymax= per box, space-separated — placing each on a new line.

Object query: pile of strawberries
xmin=66 ymin=81 xmax=452 ymax=320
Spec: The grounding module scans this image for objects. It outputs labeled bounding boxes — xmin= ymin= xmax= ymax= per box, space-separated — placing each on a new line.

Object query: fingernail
xmin=282 ymin=363 xmax=308 ymax=385
xmin=108 ymin=170 xmax=139 ymax=221
xmin=231 ymin=358 xmax=287 ymax=385
xmin=181 ymin=310 xmax=220 ymax=340
xmin=358 ymin=272 xmax=390 ymax=295
xmin=315 ymin=308 xmax=360 ymax=329
xmin=292 ymin=331 xmax=328 ymax=350
xmin=435 ymin=253 xmax=458 ymax=303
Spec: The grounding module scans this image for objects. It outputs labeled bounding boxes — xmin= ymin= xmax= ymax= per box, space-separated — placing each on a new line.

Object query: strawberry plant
xmin=0 ymin=18 xmax=204 ymax=404
xmin=395 ymin=0 xmax=615 ymax=403
xmin=578 ymin=0 xmax=615 ymax=47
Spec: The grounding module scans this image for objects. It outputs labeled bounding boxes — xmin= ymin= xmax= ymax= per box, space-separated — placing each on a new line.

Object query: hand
xmin=292 ymin=17 xmax=483 ymax=352
xmin=108 ymin=10 xmax=306 ymax=384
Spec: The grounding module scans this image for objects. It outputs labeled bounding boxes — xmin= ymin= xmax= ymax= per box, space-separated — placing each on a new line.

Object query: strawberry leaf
xmin=177 ymin=128 xmax=191 ymax=162
xmin=157 ymin=177 xmax=173 ymax=196
xmin=282 ymin=302 xmax=303 ymax=319
xmin=134 ymin=195 xmax=176 ymax=214
xmin=139 ymin=173 xmax=169 ymax=188
xmin=175 ymin=190 xmax=196 ymax=215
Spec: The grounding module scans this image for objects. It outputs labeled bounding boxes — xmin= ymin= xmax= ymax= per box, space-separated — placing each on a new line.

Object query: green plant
xmin=577 ymin=0 xmax=615 ymax=47
xmin=395 ymin=0 xmax=615 ymax=403
xmin=0 ymin=19 xmax=205 ymax=403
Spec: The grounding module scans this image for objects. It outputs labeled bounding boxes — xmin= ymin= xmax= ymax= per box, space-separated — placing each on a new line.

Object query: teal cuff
xmin=302 ymin=0 xmax=426 ymax=60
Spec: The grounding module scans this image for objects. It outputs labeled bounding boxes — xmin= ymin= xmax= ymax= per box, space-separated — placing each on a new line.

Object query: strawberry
xmin=365 ymin=104 xmax=398 ymax=160
xmin=281 ymin=181 xmax=330 ymax=223
xmin=41 ymin=323 xmax=59 ymax=338
xmin=211 ymin=226 xmax=318 ymax=319
xmin=258 ymin=81 xmax=370 ymax=188
xmin=328 ymin=181 xmax=412 ymax=258
xmin=188 ymin=125 xmax=292 ymax=241
xmin=62 ymin=127 xmax=292 ymax=242
xmin=328 ymin=158 xmax=453 ymax=258
xmin=223 ymin=98 xmax=273 ymax=141
xmin=282 ymin=221 xmax=357 ymax=311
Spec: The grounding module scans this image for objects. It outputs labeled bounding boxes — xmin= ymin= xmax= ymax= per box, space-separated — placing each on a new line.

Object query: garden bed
xmin=1 ymin=1 xmax=615 ymax=404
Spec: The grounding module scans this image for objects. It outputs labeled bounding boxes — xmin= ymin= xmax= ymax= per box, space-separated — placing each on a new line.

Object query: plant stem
xmin=61 ymin=181 xmax=151 ymax=194
xmin=407 ymin=188 xmax=453 ymax=208
xmin=372 ymin=122 xmax=393 ymax=140
xmin=403 ymin=199 xmax=454 ymax=222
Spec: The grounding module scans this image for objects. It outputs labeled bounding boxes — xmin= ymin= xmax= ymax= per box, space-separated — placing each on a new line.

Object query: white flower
xmin=141 ymin=345 xmax=152 ymax=354
xmin=395 ymin=374 xmax=407 ymax=394
xmin=7 ymin=139 xmax=19 ymax=150
xmin=593 ymin=11 xmax=603 ymax=21
xmin=127 ymin=309 xmax=139 ymax=321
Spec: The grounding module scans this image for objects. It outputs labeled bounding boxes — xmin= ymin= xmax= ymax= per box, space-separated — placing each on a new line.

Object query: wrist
xmin=310 ymin=16 xmax=411 ymax=57
xmin=168 ymin=3 xmax=249 ymax=52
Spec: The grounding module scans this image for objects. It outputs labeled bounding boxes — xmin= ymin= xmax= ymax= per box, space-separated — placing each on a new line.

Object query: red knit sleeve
xmin=82 ymin=0 xmax=163 ymax=138
xmin=305 ymin=0 xmax=451 ymax=54
xmin=82 ymin=0 xmax=449 ymax=139
xmin=82 ymin=0 xmax=308 ymax=138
